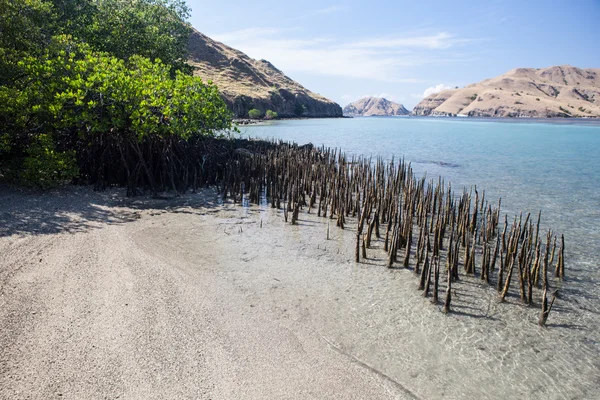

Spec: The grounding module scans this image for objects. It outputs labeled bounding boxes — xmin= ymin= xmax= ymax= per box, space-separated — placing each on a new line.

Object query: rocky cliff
xmin=187 ymin=29 xmax=342 ymax=118
xmin=411 ymin=65 xmax=600 ymax=118
xmin=343 ymin=97 xmax=410 ymax=116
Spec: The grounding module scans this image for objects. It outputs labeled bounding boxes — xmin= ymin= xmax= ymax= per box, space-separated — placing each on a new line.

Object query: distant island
xmin=187 ymin=29 xmax=342 ymax=119
xmin=343 ymin=97 xmax=410 ymax=117
xmin=412 ymin=65 xmax=600 ymax=118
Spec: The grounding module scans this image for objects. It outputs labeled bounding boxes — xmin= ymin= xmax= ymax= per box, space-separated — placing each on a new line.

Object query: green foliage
xmin=0 ymin=134 xmax=10 ymax=153
xmin=21 ymin=134 xmax=78 ymax=188
xmin=0 ymin=0 xmax=55 ymax=84
xmin=559 ymin=106 xmax=571 ymax=115
xmin=3 ymin=37 xmax=231 ymax=140
xmin=0 ymin=0 xmax=193 ymax=82
xmin=265 ymin=110 xmax=278 ymax=120
xmin=0 ymin=0 xmax=54 ymax=51
xmin=0 ymin=0 xmax=236 ymax=190
xmin=248 ymin=109 xmax=262 ymax=119
xmin=78 ymin=0 xmax=192 ymax=72
xmin=469 ymin=94 xmax=477 ymax=101
xmin=0 ymin=35 xmax=233 ymax=189
xmin=294 ymin=103 xmax=306 ymax=117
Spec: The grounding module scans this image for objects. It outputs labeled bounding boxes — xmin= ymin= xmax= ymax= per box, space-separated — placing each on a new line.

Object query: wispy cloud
xmin=213 ymin=27 xmax=297 ymax=44
xmin=212 ymin=28 xmax=476 ymax=82
xmin=340 ymin=93 xmax=407 ymax=106
xmin=289 ymin=5 xmax=347 ymax=21
xmin=358 ymin=93 xmax=404 ymax=102
xmin=348 ymin=32 xmax=476 ymax=50
xmin=314 ymin=5 xmax=346 ymax=15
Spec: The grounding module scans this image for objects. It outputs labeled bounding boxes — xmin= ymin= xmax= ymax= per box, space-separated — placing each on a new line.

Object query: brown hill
xmin=412 ymin=65 xmax=600 ymax=118
xmin=343 ymin=97 xmax=410 ymax=116
xmin=187 ymin=29 xmax=342 ymax=118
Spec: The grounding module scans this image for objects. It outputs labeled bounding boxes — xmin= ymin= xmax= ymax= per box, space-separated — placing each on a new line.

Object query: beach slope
xmin=1 ymin=186 xmax=598 ymax=399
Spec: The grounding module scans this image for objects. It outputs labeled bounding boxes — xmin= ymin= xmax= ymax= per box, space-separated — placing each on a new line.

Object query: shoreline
xmin=1 ymin=185 xmax=598 ymax=399
xmin=234 ymin=115 xmax=351 ymax=125
xmin=237 ymin=115 xmax=600 ymax=128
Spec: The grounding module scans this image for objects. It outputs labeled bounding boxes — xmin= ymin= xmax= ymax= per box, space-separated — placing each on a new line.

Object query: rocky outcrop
xmin=187 ymin=29 xmax=342 ymax=118
xmin=411 ymin=65 xmax=600 ymax=118
xmin=343 ymin=97 xmax=410 ymax=116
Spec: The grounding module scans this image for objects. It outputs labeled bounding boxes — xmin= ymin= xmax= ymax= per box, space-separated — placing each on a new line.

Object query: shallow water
xmin=241 ymin=116 xmax=600 ymax=292
xmin=137 ymin=193 xmax=600 ymax=399
xmin=239 ymin=117 xmax=600 ymax=397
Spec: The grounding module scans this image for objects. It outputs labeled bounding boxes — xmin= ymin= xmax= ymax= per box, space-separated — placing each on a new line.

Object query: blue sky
xmin=188 ymin=0 xmax=600 ymax=109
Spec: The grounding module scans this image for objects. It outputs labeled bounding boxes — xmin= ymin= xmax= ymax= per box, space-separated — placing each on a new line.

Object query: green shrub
xmin=2 ymin=37 xmax=231 ymax=140
xmin=21 ymin=134 xmax=79 ymax=188
xmin=0 ymin=1 xmax=235 ymax=191
xmin=0 ymin=36 xmax=233 ymax=190
xmin=0 ymin=133 xmax=10 ymax=153
xmin=469 ymin=94 xmax=477 ymax=101
xmin=294 ymin=103 xmax=306 ymax=116
xmin=248 ymin=109 xmax=262 ymax=119
xmin=265 ymin=110 xmax=278 ymax=120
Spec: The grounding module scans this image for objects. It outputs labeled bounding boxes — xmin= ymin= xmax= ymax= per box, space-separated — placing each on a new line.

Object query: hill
xmin=343 ymin=97 xmax=410 ymax=117
xmin=187 ymin=29 xmax=342 ymax=118
xmin=412 ymin=65 xmax=600 ymax=118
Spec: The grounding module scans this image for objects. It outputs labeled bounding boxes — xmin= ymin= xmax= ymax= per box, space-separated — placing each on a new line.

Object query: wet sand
xmin=1 ymin=186 xmax=599 ymax=399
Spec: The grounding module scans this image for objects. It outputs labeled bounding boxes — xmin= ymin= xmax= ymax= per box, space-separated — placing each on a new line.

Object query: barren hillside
xmin=187 ymin=29 xmax=342 ymax=118
xmin=343 ymin=97 xmax=410 ymax=116
xmin=412 ymin=66 xmax=600 ymax=118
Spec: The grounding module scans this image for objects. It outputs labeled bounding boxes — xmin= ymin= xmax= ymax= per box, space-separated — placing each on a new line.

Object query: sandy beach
xmin=1 ymin=185 xmax=599 ymax=399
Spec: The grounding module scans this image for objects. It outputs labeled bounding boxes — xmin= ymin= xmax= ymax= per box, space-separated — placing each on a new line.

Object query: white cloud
xmin=213 ymin=28 xmax=295 ymax=44
xmin=348 ymin=32 xmax=475 ymax=50
xmin=290 ymin=5 xmax=347 ymax=21
xmin=212 ymin=28 xmax=474 ymax=82
xmin=363 ymin=93 xmax=404 ymax=102
xmin=341 ymin=93 xmax=406 ymax=105
xmin=422 ymin=84 xmax=454 ymax=98
xmin=314 ymin=6 xmax=346 ymax=15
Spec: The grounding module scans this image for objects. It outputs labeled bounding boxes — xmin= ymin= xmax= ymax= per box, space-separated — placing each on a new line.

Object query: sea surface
xmin=240 ymin=116 xmax=600 ymax=302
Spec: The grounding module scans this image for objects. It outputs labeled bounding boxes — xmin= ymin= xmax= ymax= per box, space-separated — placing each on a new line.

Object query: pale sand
xmin=1 ymin=186 xmax=599 ymax=399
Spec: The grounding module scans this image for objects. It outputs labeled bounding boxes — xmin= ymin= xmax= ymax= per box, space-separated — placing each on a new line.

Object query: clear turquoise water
xmin=240 ymin=117 xmax=600 ymax=294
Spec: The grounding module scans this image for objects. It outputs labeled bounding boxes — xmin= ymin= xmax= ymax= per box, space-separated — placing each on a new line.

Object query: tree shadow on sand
xmin=0 ymin=184 xmax=223 ymax=238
